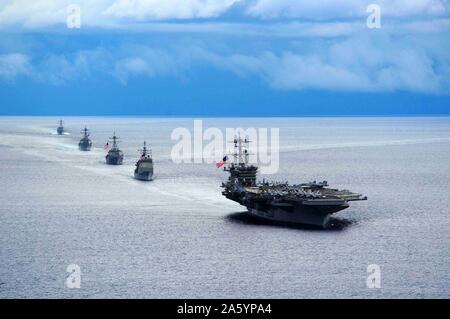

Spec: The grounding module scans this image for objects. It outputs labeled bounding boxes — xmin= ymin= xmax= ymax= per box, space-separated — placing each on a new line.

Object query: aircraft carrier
xmin=221 ymin=137 xmax=367 ymax=228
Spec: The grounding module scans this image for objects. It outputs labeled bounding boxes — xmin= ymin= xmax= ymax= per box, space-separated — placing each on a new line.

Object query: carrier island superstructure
xmin=221 ymin=136 xmax=367 ymax=228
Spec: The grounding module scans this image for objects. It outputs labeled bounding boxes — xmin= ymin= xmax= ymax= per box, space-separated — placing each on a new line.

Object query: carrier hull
xmin=224 ymin=192 xmax=350 ymax=228
xmin=245 ymin=202 xmax=349 ymax=228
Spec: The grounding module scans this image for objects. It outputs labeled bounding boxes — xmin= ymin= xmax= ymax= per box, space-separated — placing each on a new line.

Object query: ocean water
xmin=0 ymin=116 xmax=449 ymax=299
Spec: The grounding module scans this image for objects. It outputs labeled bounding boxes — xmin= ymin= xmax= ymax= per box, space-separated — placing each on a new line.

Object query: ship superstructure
xmin=78 ymin=126 xmax=92 ymax=151
xmin=105 ymin=132 xmax=124 ymax=165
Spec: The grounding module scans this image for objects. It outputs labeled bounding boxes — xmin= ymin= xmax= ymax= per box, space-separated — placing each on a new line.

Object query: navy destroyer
xmin=57 ymin=120 xmax=64 ymax=135
xmin=221 ymin=136 xmax=367 ymax=228
xmin=105 ymin=132 xmax=124 ymax=165
xmin=134 ymin=141 xmax=153 ymax=181
xmin=78 ymin=126 xmax=92 ymax=151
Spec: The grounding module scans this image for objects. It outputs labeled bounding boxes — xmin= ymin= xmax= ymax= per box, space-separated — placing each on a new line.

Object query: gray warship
xmin=78 ymin=126 xmax=92 ymax=151
xmin=57 ymin=120 xmax=64 ymax=135
xmin=221 ymin=136 xmax=367 ymax=228
xmin=105 ymin=132 xmax=124 ymax=165
xmin=134 ymin=141 xmax=153 ymax=181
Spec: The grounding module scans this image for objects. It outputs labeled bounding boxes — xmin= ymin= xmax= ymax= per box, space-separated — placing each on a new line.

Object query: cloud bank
xmin=0 ymin=0 xmax=449 ymax=28
xmin=247 ymin=0 xmax=449 ymax=19
xmin=103 ymin=0 xmax=241 ymax=20
xmin=0 ymin=0 xmax=449 ymax=94
xmin=2 ymin=34 xmax=449 ymax=94
xmin=0 ymin=53 xmax=31 ymax=81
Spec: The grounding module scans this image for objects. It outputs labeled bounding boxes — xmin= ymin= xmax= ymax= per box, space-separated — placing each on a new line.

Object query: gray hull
xmin=106 ymin=155 xmax=123 ymax=165
xmin=106 ymin=148 xmax=124 ymax=165
xmin=134 ymin=171 xmax=153 ymax=181
xmin=78 ymin=143 xmax=92 ymax=151
xmin=78 ymin=138 xmax=92 ymax=151
xmin=247 ymin=208 xmax=333 ymax=228
xmin=244 ymin=200 xmax=349 ymax=228
xmin=134 ymin=157 xmax=153 ymax=181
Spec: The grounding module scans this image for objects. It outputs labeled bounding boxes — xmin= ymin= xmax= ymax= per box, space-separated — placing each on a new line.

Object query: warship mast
xmin=110 ymin=132 xmax=120 ymax=149
xmin=230 ymin=134 xmax=250 ymax=166
xmin=82 ymin=126 xmax=90 ymax=138
xmin=139 ymin=141 xmax=152 ymax=158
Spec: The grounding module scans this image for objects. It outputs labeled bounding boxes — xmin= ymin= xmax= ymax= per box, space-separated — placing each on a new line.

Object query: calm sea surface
xmin=0 ymin=117 xmax=449 ymax=298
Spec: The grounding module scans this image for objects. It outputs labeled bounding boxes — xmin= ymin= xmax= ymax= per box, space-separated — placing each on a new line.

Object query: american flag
xmin=104 ymin=142 xmax=109 ymax=150
xmin=216 ymin=156 xmax=228 ymax=169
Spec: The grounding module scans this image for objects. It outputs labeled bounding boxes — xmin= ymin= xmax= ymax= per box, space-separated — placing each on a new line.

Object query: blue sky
xmin=1 ymin=0 xmax=450 ymax=116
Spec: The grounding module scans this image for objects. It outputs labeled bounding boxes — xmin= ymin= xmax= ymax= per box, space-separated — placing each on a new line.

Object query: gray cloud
xmin=5 ymin=33 xmax=449 ymax=94
xmin=113 ymin=47 xmax=185 ymax=84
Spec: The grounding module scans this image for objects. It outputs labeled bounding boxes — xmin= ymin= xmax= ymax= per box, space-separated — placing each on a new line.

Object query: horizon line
xmin=1 ymin=114 xmax=450 ymax=118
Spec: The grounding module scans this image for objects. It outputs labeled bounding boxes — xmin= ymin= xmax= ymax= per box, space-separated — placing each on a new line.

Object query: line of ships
xmin=58 ymin=120 xmax=153 ymax=181
xmin=56 ymin=120 xmax=367 ymax=229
